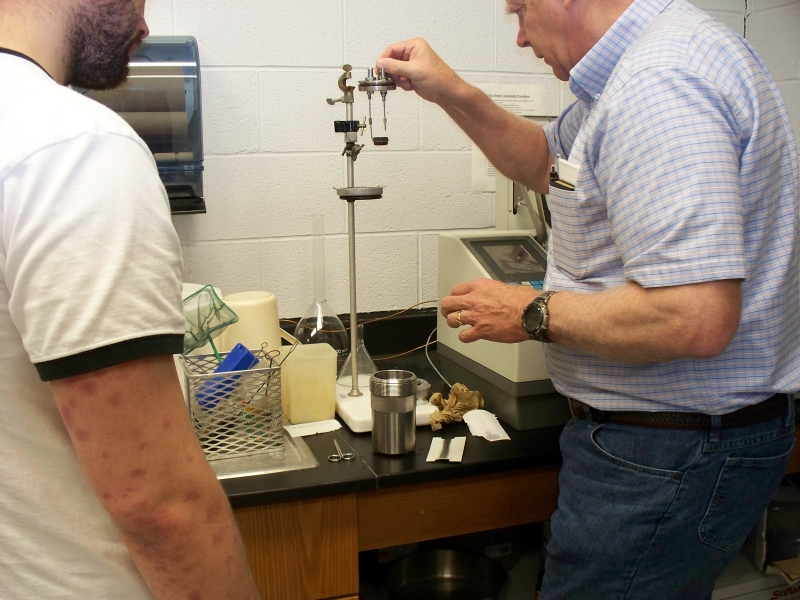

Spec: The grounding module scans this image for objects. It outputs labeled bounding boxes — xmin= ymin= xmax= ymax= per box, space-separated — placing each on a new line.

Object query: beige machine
xmin=437 ymin=174 xmax=571 ymax=430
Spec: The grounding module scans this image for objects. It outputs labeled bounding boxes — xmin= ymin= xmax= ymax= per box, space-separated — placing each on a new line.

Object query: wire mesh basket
xmin=181 ymin=350 xmax=283 ymax=460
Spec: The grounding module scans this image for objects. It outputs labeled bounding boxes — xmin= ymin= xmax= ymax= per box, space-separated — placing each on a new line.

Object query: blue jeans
xmin=541 ymin=397 xmax=795 ymax=600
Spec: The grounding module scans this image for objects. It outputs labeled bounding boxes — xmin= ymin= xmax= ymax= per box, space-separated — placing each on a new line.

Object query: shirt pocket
xmin=698 ymin=440 xmax=794 ymax=552
xmin=546 ymin=184 xmax=586 ymax=280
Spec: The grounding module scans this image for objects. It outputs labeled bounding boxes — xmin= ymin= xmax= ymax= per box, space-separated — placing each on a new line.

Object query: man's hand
xmin=376 ymin=38 xmax=466 ymax=105
xmin=376 ymin=38 xmax=552 ymax=192
xmin=441 ymin=279 xmax=538 ymax=344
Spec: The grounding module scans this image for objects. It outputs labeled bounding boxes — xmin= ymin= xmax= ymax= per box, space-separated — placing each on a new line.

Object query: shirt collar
xmin=568 ymin=0 xmax=672 ymax=103
xmin=0 ymin=47 xmax=53 ymax=80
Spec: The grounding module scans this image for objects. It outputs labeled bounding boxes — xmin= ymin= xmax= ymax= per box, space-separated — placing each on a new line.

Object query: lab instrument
xmin=294 ymin=214 xmax=349 ymax=368
xmin=370 ymin=370 xmax=417 ymax=455
xmin=437 ymin=173 xmax=571 ymax=430
xmin=327 ymin=439 xmax=356 ymax=462
xmin=327 ymin=65 xmax=395 ymax=398
xmin=181 ymin=348 xmax=283 ymax=459
xmin=336 ymin=324 xmax=378 ymax=390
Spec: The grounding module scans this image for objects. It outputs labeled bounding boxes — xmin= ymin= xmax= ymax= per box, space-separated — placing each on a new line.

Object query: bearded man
xmin=0 ymin=1 xmax=262 ymax=598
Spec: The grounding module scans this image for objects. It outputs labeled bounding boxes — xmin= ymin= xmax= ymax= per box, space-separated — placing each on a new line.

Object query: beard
xmin=65 ymin=1 xmax=143 ymax=91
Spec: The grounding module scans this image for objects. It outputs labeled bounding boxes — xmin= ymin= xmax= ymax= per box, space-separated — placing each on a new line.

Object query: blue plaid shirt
xmin=541 ymin=0 xmax=800 ymax=413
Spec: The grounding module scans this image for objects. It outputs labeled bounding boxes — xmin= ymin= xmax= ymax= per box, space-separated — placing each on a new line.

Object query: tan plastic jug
xmin=281 ymin=343 xmax=337 ymax=424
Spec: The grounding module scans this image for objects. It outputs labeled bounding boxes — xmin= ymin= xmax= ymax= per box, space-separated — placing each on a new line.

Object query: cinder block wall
xmin=747 ymin=0 xmax=800 ymax=143
xmin=144 ymin=0 xmax=799 ymax=318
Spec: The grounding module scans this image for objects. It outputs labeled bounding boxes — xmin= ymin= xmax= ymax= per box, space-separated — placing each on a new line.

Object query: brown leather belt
xmin=568 ymin=393 xmax=789 ymax=430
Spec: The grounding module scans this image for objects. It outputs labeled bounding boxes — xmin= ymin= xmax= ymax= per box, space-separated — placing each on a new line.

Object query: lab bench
xmin=221 ymin=351 xmax=800 ymax=600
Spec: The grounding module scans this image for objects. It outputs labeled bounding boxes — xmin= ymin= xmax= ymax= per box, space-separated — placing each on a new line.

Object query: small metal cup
xmin=370 ymin=370 xmax=417 ymax=455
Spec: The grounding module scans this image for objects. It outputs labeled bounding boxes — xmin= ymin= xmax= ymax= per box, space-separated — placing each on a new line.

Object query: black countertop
xmin=222 ymin=351 xmax=564 ymax=510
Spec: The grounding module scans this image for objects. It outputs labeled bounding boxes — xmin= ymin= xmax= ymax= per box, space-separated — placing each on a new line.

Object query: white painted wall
xmin=694 ymin=0 xmax=800 ymax=155
xmin=143 ymin=0 xmax=567 ymax=318
xmin=145 ymin=0 xmax=799 ymax=318
xmin=695 ymin=0 xmax=745 ymax=32
xmin=747 ymin=0 xmax=800 ymax=145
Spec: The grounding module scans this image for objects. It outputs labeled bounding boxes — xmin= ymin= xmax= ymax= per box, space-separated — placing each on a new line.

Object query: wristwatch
xmin=521 ymin=291 xmax=557 ymax=343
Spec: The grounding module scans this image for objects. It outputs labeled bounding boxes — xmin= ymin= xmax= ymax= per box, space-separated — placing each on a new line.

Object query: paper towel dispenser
xmin=81 ymin=36 xmax=205 ymax=214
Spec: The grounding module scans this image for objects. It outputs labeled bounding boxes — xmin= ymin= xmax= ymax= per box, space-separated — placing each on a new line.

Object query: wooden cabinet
xmin=357 ymin=465 xmax=559 ymax=551
xmin=235 ymin=429 xmax=800 ymax=600
xmin=234 ymin=495 xmax=359 ymax=600
xmin=233 ymin=465 xmax=559 ymax=600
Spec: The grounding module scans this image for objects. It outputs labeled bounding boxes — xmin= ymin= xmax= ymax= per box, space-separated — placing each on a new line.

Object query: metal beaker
xmin=370 ymin=370 xmax=417 ymax=455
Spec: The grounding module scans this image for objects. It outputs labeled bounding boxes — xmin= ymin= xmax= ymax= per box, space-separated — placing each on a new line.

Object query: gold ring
xmin=455 ymin=310 xmax=463 ymax=327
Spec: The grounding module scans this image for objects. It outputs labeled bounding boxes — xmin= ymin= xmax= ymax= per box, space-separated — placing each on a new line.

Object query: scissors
xmin=328 ymin=439 xmax=355 ymax=462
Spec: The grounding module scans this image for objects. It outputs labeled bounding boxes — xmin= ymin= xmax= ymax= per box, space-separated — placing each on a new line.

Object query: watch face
xmin=523 ymin=303 xmax=545 ymax=332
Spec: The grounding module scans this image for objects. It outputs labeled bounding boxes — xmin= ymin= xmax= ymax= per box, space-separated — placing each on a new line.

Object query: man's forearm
xmin=439 ymin=82 xmax=551 ymax=192
xmin=51 ymin=357 xmax=263 ymax=600
xmin=442 ymin=279 xmax=741 ymax=363
xmin=546 ymin=280 xmax=742 ymax=363
xmin=115 ymin=481 xmax=260 ymax=600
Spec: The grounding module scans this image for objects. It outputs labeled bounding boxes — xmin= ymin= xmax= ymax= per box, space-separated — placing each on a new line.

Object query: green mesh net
xmin=182 ymin=285 xmax=239 ymax=356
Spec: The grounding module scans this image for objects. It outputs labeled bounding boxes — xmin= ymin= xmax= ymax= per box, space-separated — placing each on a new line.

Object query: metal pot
xmin=386 ymin=549 xmax=507 ymax=600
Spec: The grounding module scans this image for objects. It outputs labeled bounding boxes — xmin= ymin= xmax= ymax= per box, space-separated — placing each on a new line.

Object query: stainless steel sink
xmin=208 ymin=430 xmax=319 ymax=480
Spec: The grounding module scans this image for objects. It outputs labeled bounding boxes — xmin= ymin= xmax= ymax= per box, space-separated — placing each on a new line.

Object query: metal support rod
xmin=346 ymin=201 xmax=360 ymax=397
xmin=345 ymin=102 xmax=361 ymax=397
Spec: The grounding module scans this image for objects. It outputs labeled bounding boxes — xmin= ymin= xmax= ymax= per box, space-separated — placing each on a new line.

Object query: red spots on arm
xmin=130 ymin=512 xmax=159 ymax=531
xmin=131 ymin=467 xmax=147 ymax=478
xmin=183 ymin=490 xmax=199 ymax=503
xmin=60 ymin=406 xmax=73 ymax=428
xmin=212 ymin=526 xmax=225 ymax=545
xmin=205 ymin=500 xmax=223 ymax=521
xmin=101 ymin=492 xmax=113 ymax=500
xmin=77 ymin=379 xmax=98 ymax=396
xmin=106 ymin=392 xmax=122 ymax=408
xmin=138 ymin=441 xmax=148 ymax=451
xmin=162 ymin=418 xmax=171 ymax=430
xmin=128 ymin=510 xmax=178 ymax=540
xmin=76 ymin=429 xmax=90 ymax=441
xmin=188 ymin=590 xmax=203 ymax=600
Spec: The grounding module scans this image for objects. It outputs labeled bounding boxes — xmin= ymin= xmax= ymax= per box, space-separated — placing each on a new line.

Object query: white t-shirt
xmin=0 ymin=52 xmax=184 ymax=598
